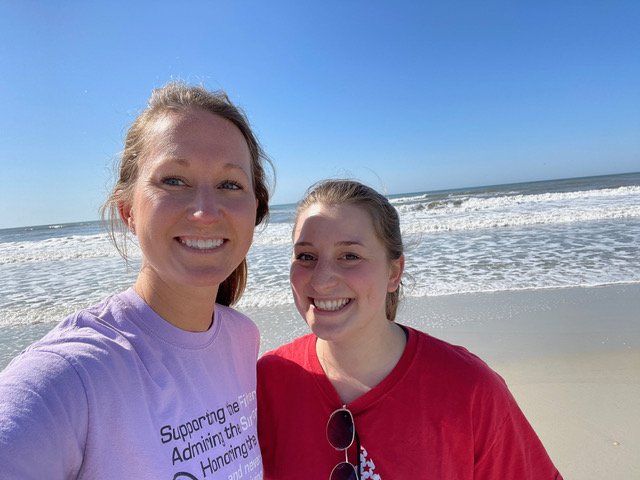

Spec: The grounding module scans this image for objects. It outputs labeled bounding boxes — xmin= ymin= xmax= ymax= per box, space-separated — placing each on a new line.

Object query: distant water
xmin=2 ymin=172 xmax=640 ymax=365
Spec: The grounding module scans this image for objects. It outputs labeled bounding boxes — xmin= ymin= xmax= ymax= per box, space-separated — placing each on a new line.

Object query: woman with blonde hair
xmin=0 ymin=81 xmax=272 ymax=479
xmin=258 ymin=179 xmax=561 ymax=479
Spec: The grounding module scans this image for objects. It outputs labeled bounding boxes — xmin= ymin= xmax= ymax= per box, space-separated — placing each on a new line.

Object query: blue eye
xmin=295 ymin=253 xmax=315 ymax=261
xmin=162 ymin=177 xmax=185 ymax=186
xmin=220 ymin=181 xmax=242 ymax=190
xmin=342 ymin=253 xmax=360 ymax=260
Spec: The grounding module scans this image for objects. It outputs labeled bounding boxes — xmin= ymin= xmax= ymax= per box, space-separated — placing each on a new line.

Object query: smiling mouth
xmin=179 ymin=237 xmax=224 ymax=250
xmin=313 ymin=298 xmax=351 ymax=311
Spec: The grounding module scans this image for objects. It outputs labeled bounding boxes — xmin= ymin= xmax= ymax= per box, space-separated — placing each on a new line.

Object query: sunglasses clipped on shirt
xmin=326 ymin=407 xmax=360 ymax=480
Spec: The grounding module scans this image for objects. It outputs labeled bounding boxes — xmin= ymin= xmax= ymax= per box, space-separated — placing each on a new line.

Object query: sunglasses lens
xmin=327 ymin=409 xmax=354 ymax=450
xmin=330 ymin=462 xmax=358 ymax=480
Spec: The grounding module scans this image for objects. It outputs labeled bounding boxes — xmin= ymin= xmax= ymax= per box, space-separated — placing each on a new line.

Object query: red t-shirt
xmin=257 ymin=326 xmax=562 ymax=479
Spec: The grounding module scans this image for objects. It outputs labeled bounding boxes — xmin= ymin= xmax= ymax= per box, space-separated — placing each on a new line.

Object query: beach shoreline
xmin=248 ymin=283 xmax=640 ymax=360
xmin=401 ymin=283 xmax=640 ymax=362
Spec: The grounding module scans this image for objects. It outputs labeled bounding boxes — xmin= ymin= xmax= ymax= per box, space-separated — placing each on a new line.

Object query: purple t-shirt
xmin=0 ymin=288 xmax=262 ymax=479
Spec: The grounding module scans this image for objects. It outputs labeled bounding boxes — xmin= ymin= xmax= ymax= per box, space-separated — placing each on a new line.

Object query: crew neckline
xmin=118 ymin=287 xmax=222 ymax=350
xmin=307 ymin=324 xmax=418 ymax=412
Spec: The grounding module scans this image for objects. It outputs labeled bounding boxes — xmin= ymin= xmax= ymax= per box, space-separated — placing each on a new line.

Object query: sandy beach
xmin=402 ymin=284 xmax=640 ymax=479
xmin=249 ymin=283 xmax=640 ymax=479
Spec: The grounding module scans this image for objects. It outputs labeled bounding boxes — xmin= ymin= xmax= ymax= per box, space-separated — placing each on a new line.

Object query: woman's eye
xmin=342 ymin=253 xmax=360 ymax=261
xmin=220 ymin=180 xmax=242 ymax=190
xmin=295 ymin=253 xmax=315 ymax=261
xmin=162 ymin=177 xmax=185 ymax=186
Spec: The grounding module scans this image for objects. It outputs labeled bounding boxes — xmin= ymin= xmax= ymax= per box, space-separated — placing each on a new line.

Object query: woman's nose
xmin=310 ymin=259 xmax=338 ymax=291
xmin=189 ymin=188 xmax=223 ymax=224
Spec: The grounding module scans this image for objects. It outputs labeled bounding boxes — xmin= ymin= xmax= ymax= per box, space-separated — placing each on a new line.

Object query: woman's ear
xmin=387 ymin=254 xmax=405 ymax=292
xmin=119 ymin=200 xmax=135 ymax=235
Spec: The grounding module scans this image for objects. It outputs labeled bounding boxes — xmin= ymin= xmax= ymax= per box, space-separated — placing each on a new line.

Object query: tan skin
xmin=291 ymin=203 xmax=406 ymax=404
xmin=119 ymin=109 xmax=258 ymax=332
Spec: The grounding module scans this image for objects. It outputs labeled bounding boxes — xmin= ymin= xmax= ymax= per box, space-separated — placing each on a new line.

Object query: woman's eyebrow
xmin=154 ymin=158 xmax=251 ymax=177
xmin=294 ymin=240 xmax=364 ymax=247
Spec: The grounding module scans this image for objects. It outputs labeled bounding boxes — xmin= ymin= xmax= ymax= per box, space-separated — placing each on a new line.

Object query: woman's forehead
xmin=294 ymin=202 xmax=376 ymax=239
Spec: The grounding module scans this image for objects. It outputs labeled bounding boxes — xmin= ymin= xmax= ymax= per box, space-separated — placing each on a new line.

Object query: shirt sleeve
xmin=0 ymin=350 xmax=88 ymax=479
xmin=473 ymin=376 xmax=563 ymax=479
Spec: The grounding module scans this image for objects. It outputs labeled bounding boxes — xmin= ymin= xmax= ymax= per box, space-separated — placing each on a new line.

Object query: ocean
xmin=2 ymin=172 xmax=640 ymax=368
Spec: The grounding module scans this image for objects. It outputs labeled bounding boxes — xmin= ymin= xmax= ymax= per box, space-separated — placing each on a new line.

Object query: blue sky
xmin=1 ymin=0 xmax=638 ymax=229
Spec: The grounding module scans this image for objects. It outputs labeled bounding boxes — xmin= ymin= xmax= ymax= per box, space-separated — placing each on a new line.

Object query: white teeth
xmin=181 ymin=238 xmax=223 ymax=250
xmin=314 ymin=299 xmax=350 ymax=311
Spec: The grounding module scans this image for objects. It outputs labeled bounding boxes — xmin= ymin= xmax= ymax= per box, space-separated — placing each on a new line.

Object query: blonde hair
xmin=295 ymin=179 xmax=404 ymax=321
xmin=101 ymin=80 xmax=273 ymax=306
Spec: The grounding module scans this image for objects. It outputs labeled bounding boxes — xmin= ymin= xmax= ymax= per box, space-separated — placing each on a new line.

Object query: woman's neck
xmin=133 ymin=276 xmax=218 ymax=332
xmin=316 ymin=321 xmax=407 ymax=405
